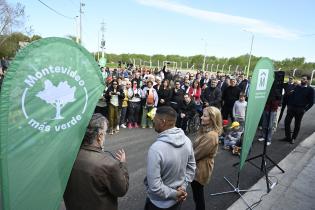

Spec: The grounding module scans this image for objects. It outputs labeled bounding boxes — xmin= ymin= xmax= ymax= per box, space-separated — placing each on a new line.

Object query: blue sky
xmin=11 ymin=0 xmax=315 ymax=62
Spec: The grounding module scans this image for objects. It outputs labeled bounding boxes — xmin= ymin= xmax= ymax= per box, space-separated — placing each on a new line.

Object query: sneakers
xmin=116 ymin=125 xmax=120 ymax=131
xmin=120 ymin=124 xmax=127 ymax=128
xmin=127 ymin=123 xmax=133 ymax=129
xmin=290 ymin=138 xmax=295 ymax=144
xmin=267 ymin=142 xmax=271 ymax=146
xmin=109 ymin=130 xmax=114 ymax=135
xmin=223 ymin=146 xmax=230 ymax=150
xmin=258 ymin=137 xmax=265 ymax=142
xmin=232 ymin=146 xmax=241 ymax=155
xmin=134 ymin=123 xmax=139 ymax=128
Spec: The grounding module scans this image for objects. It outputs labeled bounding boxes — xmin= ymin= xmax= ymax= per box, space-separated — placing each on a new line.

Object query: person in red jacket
xmin=188 ymin=79 xmax=202 ymax=114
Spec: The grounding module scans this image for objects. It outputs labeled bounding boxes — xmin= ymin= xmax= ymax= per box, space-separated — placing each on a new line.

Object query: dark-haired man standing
xmin=144 ymin=106 xmax=196 ymax=210
xmin=283 ymin=75 xmax=314 ymax=144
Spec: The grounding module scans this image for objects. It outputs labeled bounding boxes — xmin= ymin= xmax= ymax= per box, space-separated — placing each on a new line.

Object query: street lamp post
xmin=201 ymin=38 xmax=207 ymax=72
xmin=79 ymin=1 xmax=85 ymax=44
xmin=243 ymin=30 xmax=254 ymax=78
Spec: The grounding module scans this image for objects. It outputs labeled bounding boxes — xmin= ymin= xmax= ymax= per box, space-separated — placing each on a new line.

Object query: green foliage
xmin=92 ymin=52 xmax=315 ymax=77
xmin=0 ymin=32 xmax=42 ymax=58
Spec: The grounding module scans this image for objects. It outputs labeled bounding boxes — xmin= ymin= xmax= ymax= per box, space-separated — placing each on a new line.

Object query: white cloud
xmin=136 ymin=0 xmax=299 ymax=39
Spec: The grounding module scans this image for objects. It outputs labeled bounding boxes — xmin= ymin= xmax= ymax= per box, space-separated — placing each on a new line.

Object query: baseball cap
xmin=230 ymin=121 xmax=240 ymax=129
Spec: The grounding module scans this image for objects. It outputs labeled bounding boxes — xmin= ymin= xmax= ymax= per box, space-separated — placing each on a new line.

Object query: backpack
xmin=146 ymin=89 xmax=154 ymax=106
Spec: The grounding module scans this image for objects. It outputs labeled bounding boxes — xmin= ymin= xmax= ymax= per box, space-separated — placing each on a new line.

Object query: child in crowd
xmin=233 ymin=92 xmax=247 ymax=129
xmin=224 ymin=121 xmax=243 ymax=151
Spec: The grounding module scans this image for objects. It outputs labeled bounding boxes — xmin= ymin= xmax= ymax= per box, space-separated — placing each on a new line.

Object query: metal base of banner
xmin=233 ymin=133 xmax=285 ymax=193
xmin=233 ymin=108 xmax=285 ymax=192
xmin=210 ymin=175 xmax=261 ymax=210
xmin=233 ymin=151 xmax=285 ymax=193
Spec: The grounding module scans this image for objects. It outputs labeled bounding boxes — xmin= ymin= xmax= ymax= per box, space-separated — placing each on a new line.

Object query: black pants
xmin=144 ymin=198 xmax=182 ymax=210
xmin=191 ymin=180 xmax=205 ymax=210
xmin=128 ymin=102 xmax=141 ymax=123
xmin=284 ymin=106 xmax=305 ymax=140
xmin=94 ymin=106 xmax=107 ymax=118
xmin=222 ymin=105 xmax=234 ymax=122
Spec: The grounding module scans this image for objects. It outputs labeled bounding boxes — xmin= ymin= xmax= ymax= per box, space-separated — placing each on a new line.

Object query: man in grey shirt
xmin=144 ymin=106 xmax=196 ymax=210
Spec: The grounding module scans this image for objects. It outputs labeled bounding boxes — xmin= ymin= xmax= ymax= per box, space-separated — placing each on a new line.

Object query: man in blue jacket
xmin=144 ymin=106 xmax=196 ymax=210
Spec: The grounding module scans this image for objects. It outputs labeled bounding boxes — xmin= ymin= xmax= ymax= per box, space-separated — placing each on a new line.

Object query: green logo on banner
xmin=22 ymin=66 xmax=88 ymax=132
xmin=239 ymin=58 xmax=275 ymax=170
xmin=0 ymin=37 xmax=104 ymax=210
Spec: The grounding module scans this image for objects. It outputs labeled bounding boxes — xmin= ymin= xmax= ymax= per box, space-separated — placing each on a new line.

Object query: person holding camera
xmin=105 ymin=79 xmax=125 ymax=135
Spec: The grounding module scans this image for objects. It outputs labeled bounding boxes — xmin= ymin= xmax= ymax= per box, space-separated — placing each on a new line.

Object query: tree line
xmin=97 ymin=53 xmax=315 ymax=77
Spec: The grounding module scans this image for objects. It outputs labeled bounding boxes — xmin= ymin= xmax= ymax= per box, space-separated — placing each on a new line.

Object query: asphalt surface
xmin=97 ymin=106 xmax=315 ymax=210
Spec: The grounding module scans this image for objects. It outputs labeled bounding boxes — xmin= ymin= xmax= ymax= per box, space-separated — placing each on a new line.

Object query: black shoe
xmin=290 ymin=138 xmax=295 ymax=144
xmin=280 ymin=137 xmax=290 ymax=142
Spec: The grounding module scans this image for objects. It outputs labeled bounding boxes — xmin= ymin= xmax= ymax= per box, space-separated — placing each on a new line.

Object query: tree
xmin=30 ymin=35 xmax=41 ymax=42
xmin=0 ymin=32 xmax=25 ymax=57
xmin=36 ymin=80 xmax=76 ymax=120
xmin=190 ymin=55 xmax=204 ymax=69
xmin=0 ymin=0 xmax=25 ymax=35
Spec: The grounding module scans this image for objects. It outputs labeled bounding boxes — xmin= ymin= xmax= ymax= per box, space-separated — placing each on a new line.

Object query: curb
xmin=228 ymin=131 xmax=315 ymax=210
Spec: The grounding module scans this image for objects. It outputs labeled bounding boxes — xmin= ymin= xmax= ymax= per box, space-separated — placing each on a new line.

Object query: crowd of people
xmin=95 ymin=65 xmax=314 ymax=149
xmin=95 ymin=65 xmax=249 ymax=137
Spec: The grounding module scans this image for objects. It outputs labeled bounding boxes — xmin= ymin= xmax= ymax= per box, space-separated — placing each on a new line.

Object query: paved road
xmin=96 ymin=106 xmax=315 ymax=210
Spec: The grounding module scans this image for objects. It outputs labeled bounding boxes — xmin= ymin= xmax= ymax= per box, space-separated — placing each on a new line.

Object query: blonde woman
xmin=191 ymin=106 xmax=222 ymax=210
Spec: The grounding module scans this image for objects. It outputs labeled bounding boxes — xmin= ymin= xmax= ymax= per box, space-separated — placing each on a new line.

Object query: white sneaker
xmin=258 ymin=138 xmax=265 ymax=142
xmin=116 ymin=125 xmax=120 ymax=131
xmin=120 ymin=124 xmax=126 ymax=128
xmin=267 ymin=142 xmax=271 ymax=146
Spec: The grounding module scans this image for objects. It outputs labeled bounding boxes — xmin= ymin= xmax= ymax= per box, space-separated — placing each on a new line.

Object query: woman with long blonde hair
xmin=191 ymin=106 xmax=222 ymax=210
